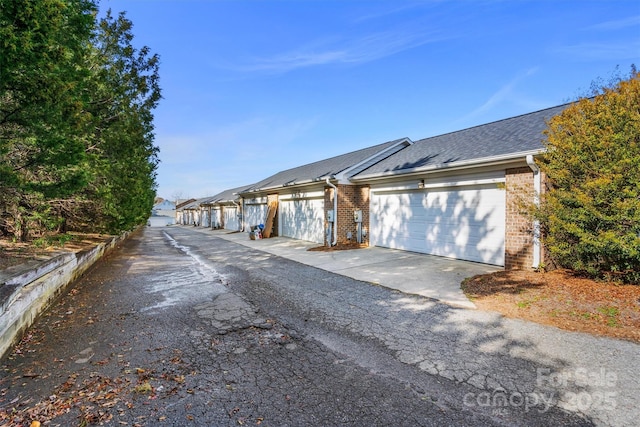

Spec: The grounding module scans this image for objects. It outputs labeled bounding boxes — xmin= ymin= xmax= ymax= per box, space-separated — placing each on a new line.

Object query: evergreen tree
xmin=0 ymin=0 xmax=96 ymax=239
xmin=72 ymin=10 xmax=161 ymax=233
xmin=0 ymin=1 xmax=161 ymax=240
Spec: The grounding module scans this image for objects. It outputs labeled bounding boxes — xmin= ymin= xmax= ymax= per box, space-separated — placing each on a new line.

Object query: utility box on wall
xmin=327 ymin=209 xmax=334 ymax=222
xmin=353 ymin=210 xmax=363 ymax=223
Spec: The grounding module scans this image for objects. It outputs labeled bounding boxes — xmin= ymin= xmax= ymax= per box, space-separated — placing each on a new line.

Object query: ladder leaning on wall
xmin=262 ymin=200 xmax=278 ymax=238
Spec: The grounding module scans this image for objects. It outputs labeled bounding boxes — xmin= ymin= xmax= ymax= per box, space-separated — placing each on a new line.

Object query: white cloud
xmin=237 ymin=28 xmax=446 ymax=73
xmin=553 ymin=41 xmax=640 ymax=61
xmin=158 ymin=115 xmax=319 ymax=162
xmin=154 ymin=115 xmax=320 ymax=198
xmin=456 ymin=67 xmax=540 ymax=123
xmin=586 ymin=15 xmax=640 ymax=31
xmin=353 ymin=2 xmax=439 ymax=23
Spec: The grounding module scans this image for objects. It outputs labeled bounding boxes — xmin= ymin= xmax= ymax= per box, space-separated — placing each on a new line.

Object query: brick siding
xmin=505 ymin=167 xmax=538 ymax=269
xmin=324 ymin=184 xmax=370 ymax=246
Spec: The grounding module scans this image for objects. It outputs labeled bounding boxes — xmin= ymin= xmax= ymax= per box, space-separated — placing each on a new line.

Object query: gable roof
xmin=181 ymin=196 xmax=214 ymax=210
xmin=175 ymin=198 xmax=196 ymax=210
xmin=203 ymin=185 xmax=254 ymax=205
xmin=153 ymin=200 xmax=176 ymax=210
xmin=352 ymin=103 xmax=570 ymax=180
xmin=241 ymin=138 xmax=412 ymax=194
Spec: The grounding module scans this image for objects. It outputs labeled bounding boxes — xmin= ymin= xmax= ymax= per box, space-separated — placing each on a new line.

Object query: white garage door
xmin=201 ymin=209 xmax=210 ymax=228
xmin=223 ymin=206 xmax=239 ymax=231
xmin=211 ymin=208 xmax=222 ymax=228
xmin=371 ymin=184 xmax=505 ymax=265
xmin=280 ymin=198 xmax=325 ymax=244
xmin=244 ymin=203 xmax=267 ymax=229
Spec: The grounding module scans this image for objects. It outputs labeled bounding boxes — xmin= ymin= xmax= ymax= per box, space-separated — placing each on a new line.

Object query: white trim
xmin=245 ymin=196 xmax=268 ymax=205
xmin=370 ymin=171 xmax=506 ymax=194
xmin=352 ymin=149 xmax=544 ymax=182
xmin=334 ymin=138 xmax=413 ymax=184
xmin=245 ymin=179 xmax=320 ymax=193
xmin=372 ymin=177 xmax=505 ymax=194
xmin=278 ymin=190 xmax=325 ymax=201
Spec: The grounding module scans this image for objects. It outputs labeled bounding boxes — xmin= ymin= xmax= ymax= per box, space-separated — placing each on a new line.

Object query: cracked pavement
xmin=1 ymin=226 xmax=637 ymax=426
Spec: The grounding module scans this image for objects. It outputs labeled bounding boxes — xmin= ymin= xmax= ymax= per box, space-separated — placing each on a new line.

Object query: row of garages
xmin=177 ymin=102 xmax=571 ymax=269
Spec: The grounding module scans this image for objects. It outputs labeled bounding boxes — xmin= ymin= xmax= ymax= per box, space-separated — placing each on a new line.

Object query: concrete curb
xmin=0 ymin=229 xmax=134 ymax=359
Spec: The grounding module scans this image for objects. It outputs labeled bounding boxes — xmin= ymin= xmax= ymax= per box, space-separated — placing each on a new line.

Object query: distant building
xmin=149 ymin=200 xmax=177 ymax=227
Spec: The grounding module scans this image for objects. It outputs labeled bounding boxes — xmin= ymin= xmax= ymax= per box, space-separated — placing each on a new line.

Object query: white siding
xmin=371 ymin=183 xmax=505 ymax=265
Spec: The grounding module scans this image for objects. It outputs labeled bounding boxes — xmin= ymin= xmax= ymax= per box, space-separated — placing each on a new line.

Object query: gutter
xmin=350 ymin=149 xmax=545 ymax=182
xmin=326 ymin=177 xmax=337 ymax=246
xmin=241 ymin=178 xmax=324 ymax=195
xmin=526 ymin=154 xmax=541 ymax=269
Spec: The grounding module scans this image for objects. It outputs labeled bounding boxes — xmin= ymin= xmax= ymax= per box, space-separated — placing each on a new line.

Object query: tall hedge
xmin=0 ymin=1 xmax=161 ymax=240
xmin=539 ymin=69 xmax=640 ymax=283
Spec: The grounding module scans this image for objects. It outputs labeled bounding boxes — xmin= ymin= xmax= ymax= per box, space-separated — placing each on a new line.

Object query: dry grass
xmin=0 ymin=234 xmax=111 ymax=270
xmin=462 ymin=269 xmax=640 ymax=343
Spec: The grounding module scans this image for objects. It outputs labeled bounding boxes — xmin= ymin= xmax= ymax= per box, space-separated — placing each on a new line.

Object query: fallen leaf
xmin=133 ymin=382 xmax=152 ymax=394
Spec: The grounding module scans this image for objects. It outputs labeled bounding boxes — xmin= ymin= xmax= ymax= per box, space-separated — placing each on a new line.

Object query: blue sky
xmin=100 ymin=0 xmax=640 ymax=201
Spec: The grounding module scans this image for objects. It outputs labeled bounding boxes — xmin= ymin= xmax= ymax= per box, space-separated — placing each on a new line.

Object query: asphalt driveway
xmin=3 ymin=226 xmax=638 ymax=426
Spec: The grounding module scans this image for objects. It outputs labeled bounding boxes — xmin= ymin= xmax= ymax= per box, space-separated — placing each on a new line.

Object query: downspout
xmin=326 ymin=177 xmax=337 ymax=246
xmin=526 ymin=155 xmax=541 ymax=269
xmin=232 ymin=200 xmax=244 ymax=232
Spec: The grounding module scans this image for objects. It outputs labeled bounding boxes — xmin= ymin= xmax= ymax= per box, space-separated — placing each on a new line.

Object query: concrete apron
xmin=191 ymin=227 xmax=501 ymax=309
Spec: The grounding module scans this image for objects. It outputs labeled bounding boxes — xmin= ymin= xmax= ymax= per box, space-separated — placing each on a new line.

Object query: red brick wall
xmin=324 ymin=184 xmax=370 ymax=246
xmin=505 ymin=167 xmax=537 ymax=270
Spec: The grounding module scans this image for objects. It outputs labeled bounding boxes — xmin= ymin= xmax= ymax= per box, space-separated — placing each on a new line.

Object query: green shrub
xmin=539 ymin=68 xmax=640 ymax=284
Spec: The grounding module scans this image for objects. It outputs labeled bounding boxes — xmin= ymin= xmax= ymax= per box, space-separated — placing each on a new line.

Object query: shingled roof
xmin=242 ymin=138 xmax=411 ymax=193
xmin=203 ymin=185 xmax=255 ymax=204
xmin=180 ymin=196 xmax=214 ymax=210
xmin=352 ymin=103 xmax=570 ymax=180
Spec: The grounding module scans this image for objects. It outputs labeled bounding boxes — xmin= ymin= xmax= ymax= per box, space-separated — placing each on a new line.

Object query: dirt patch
xmin=0 ymin=234 xmax=112 ymax=270
xmin=308 ymin=243 xmax=367 ymax=252
xmin=462 ymin=270 xmax=640 ymax=343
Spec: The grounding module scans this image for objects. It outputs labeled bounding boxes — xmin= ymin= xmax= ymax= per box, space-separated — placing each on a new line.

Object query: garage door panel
xmin=224 ymin=207 xmax=239 ymax=231
xmin=280 ymin=198 xmax=324 ymax=244
xmin=211 ymin=209 xmax=222 ymax=227
xmin=371 ymin=185 xmax=505 ymax=265
xmin=245 ymin=204 xmax=267 ymax=229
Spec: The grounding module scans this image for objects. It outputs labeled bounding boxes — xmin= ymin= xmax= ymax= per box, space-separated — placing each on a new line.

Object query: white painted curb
xmin=0 ymin=230 xmax=133 ymax=359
